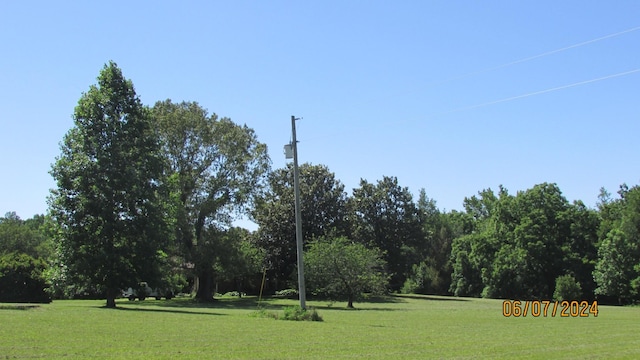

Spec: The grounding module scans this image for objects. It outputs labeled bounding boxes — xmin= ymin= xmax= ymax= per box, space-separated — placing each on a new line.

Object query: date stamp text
xmin=502 ymin=300 xmax=598 ymax=317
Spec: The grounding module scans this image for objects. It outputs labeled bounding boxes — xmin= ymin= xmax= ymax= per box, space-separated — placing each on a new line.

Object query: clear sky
xmin=1 ymin=1 xmax=639 ymax=222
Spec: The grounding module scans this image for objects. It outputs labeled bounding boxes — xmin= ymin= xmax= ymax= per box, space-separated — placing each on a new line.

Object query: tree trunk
xmin=347 ymin=293 xmax=354 ymax=309
xmin=106 ymin=288 xmax=118 ymax=308
xmin=195 ymin=268 xmax=215 ymax=301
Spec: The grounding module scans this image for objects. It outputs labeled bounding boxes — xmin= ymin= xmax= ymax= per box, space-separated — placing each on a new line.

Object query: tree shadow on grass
xmin=115 ymin=296 xmax=261 ymax=311
xmin=108 ymin=305 xmax=225 ymax=316
xmin=312 ymin=305 xmax=402 ymax=311
xmin=392 ymin=294 xmax=471 ymax=302
xmin=113 ymin=294 xmax=446 ymax=313
xmin=0 ymin=304 xmax=41 ymax=310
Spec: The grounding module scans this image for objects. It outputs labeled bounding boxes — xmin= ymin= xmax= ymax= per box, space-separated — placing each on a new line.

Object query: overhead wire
xmin=303 ymin=25 xmax=640 ymax=142
xmin=429 ymin=25 xmax=640 ymax=86
xmin=433 ymin=68 xmax=640 ymax=116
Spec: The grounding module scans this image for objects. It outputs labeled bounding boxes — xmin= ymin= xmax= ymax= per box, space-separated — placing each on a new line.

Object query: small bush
xmin=553 ymin=274 xmax=582 ymax=301
xmin=249 ymin=306 xmax=323 ymax=322
xmin=282 ymin=306 xmax=323 ymax=321
xmin=401 ymin=278 xmax=419 ymax=294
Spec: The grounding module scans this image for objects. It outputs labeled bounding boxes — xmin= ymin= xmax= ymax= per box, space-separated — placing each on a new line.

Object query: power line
xmin=435 ymin=68 xmax=640 ymax=116
xmin=303 ymin=26 xmax=640 ymax=142
xmin=430 ymin=25 xmax=640 ymax=86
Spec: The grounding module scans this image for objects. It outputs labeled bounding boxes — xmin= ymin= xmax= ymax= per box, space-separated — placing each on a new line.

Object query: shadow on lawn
xmin=110 ymin=305 xmax=225 ymax=316
xmin=117 ymin=296 xmax=262 ymax=310
xmin=392 ymin=294 xmax=470 ymax=302
xmin=115 ymin=295 xmax=412 ymax=312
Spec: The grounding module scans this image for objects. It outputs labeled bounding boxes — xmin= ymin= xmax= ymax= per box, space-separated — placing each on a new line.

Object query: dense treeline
xmin=2 ymin=62 xmax=639 ymax=306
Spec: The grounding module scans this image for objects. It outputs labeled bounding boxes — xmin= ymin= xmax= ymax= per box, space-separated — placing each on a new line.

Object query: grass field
xmin=1 ymin=294 xmax=638 ymax=359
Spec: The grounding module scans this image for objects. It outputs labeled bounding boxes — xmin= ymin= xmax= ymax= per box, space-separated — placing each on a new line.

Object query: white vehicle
xmin=122 ymin=282 xmax=173 ymax=301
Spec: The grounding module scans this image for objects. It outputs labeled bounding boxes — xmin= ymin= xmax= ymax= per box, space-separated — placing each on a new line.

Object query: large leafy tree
xmin=153 ymin=100 xmax=270 ymax=301
xmin=252 ymin=163 xmax=348 ymax=288
xmin=593 ymin=184 xmax=640 ymax=304
xmin=404 ymin=191 xmax=467 ymax=295
xmin=49 ymin=62 xmax=168 ymax=308
xmin=305 ymin=236 xmax=388 ymax=308
xmin=450 ymin=183 xmax=600 ymax=300
xmin=349 ymin=176 xmax=422 ymax=290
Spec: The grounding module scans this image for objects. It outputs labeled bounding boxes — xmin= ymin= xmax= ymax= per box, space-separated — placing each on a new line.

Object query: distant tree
xmin=592 ymin=185 xmax=640 ymax=304
xmin=153 ymin=99 xmax=270 ymax=301
xmin=450 ymin=183 xmax=600 ymax=300
xmin=252 ymin=163 xmax=348 ymax=288
xmin=304 ymin=237 xmax=388 ymax=308
xmin=211 ymin=227 xmax=264 ymax=297
xmin=0 ymin=212 xmax=51 ymax=259
xmin=561 ymin=201 xmax=599 ymax=299
xmin=49 ymin=62 xmax=169 ymax=308
xmin=593 ymin=229 xmax=637 ymax=304
xmin=449 ymin=233 xmax=487 ymax=297
xmin=349 ymin=176 xmax=422 ymax=291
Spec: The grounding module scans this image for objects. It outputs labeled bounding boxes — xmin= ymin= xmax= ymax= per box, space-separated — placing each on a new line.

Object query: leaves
xmin=49 ymin=62 xmax=169 ymax=306
xmin=305 ymin=236 xmax=388 ymax=308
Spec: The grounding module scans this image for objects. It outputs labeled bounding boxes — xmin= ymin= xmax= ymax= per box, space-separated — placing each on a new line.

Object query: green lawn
xmin=0 ymin=295 xmax=638 ymax=359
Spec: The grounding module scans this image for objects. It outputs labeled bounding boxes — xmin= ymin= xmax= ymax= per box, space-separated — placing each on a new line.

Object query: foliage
xmin=553 ymin=274 xmax=582 ymax=301
xmin=281 ymin=305 xmax=323 ymax=321
xmin=249 ymin=305 xmax=322 ymax=321
xmin=449 ymin=183 xmax=600 ymax=300
xmin=253 ymin=163 xmax=348 ymax=287
xmin=153 ymin=99 xmax=270 ymax=301
xmin=0 ymin=252 xmax=51 ymax=303
xmin=349 ymin=176 xmax=422 ymax=290
xmin=593 ymin=185 xmax=640 ymax=304
xmin=408 ymin=193 xmax=468 ymax=295
xmin=48 ymin=61 xmax=169 ymax=307
xmin=593 ymin=229 xmax=638 ymax=303
xmin=0 ymin=212 xmax=53 ymax=259
xmin=304 ymin=236 xmax=388 ymax=308
xmin=211 ymin=227 xmax=264 ymax=296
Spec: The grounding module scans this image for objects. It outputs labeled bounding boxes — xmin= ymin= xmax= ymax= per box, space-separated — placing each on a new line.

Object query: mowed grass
xmin=1 ymin=294 xmax=639 ymax=359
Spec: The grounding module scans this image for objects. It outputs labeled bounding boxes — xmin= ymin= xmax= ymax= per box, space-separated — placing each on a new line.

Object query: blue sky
xmin=1 ymin=1 xmax=639 ymax=222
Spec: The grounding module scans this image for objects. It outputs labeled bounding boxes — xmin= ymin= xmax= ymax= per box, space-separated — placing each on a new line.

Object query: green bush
xmin=553 ymin=274 xmax=582 ymax=301
xmin=282 ymin=306 xmax=323 ymax=321
xmin=250 ymin=306 xmax=323 ymax=321
xmin=0 ymin=252 xmax=51 ymax=303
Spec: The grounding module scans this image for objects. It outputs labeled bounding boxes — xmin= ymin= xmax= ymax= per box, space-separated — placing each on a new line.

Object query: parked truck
xmin=122 ymin=282 xmax=173 ymax=301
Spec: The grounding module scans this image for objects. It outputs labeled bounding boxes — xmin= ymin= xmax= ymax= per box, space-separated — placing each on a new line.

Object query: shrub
xmin=282 ymin=306 xmax=323 ymax=321
xmin=250 ymin=306 xmax=323 ymax=322
xmin=0 ymin=252 xmax=51 ymax=303
xmin=553 ymin=274 xmax=582 ymax=301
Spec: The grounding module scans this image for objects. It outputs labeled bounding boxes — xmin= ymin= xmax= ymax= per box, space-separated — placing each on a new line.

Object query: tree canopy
xmin=304 ymin=236 xmax=388 ymax=308
xmin=153 ymin=99 xmax=270 ymax=301
xmin=253 ymin=163 xmax=348 ymax=288
xmin=49 ymin=61 xmax=169 ymax=307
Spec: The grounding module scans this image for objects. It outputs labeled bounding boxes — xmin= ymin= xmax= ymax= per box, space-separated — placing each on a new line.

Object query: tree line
xmin=1 ymin=62 xmax=639 ymax=307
